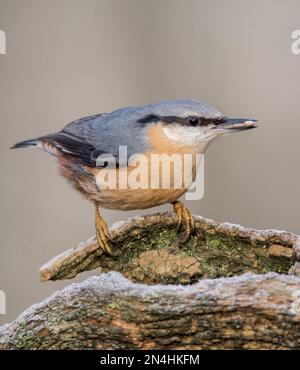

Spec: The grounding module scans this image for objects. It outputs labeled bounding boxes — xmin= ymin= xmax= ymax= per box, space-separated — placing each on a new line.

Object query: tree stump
xmin=1 ymin=212 xmax=300 ymax=349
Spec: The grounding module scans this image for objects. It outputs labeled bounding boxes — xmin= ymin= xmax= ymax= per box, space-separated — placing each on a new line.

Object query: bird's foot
xmin=172 ymin=201 xmax=195 ymax=243
xmin=95 ymin=205 xmax=113 ymax=255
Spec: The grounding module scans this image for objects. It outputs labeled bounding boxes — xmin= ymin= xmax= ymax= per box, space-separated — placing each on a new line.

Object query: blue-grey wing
xmin=42 ymin=112 xmax=149 ymax=167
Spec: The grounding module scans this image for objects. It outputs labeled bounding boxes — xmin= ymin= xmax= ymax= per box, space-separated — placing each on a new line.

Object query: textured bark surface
xmin=1 ymin=272 xmax=300 ymax=349
xmin=1 ymin=212 xmax=300 ymax=350
xmin=40 ymin=212 xmax=300 ymax=284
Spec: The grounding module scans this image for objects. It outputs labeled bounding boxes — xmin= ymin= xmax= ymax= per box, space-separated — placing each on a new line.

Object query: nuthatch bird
xmin=12 ymin=99 xmax=257 ymax=254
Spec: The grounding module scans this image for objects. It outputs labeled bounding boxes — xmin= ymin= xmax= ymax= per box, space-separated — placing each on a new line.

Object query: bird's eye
xmin=187 ymin=116 xmax=199 ymax=126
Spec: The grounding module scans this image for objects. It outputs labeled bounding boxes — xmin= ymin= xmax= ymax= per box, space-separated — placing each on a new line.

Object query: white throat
xmin=162 ymin=125 xmax=213 ymax=147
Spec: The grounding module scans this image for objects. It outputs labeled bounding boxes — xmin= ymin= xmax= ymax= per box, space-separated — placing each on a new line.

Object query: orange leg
xmin=172 ymin=201 xmax=195 ymax=243
xmin=94 ymin=203 xmax=112 ymax=255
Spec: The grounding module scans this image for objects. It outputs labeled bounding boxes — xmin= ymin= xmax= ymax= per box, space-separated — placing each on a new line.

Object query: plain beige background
xmin=0 ymin=0 xmax=300 ymax=324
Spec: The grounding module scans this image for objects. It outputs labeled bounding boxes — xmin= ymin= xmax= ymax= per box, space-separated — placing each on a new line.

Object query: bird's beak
xmin=214 ymin=118 xmax=258 ymax=133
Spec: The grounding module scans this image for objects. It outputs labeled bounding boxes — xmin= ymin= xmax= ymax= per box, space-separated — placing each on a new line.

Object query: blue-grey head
xmin=122 ymin=99 xmax=257 ymax=149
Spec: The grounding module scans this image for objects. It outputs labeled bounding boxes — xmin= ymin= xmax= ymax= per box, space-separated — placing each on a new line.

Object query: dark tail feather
xmin=10 ymin=139 xmax=39 ymax=149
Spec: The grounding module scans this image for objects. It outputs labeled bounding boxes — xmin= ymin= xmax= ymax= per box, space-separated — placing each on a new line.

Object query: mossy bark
xmin=1 ymin=212 xmax=300 ymax=350
xmin=40 ymin=212 xmax=300 ymax=284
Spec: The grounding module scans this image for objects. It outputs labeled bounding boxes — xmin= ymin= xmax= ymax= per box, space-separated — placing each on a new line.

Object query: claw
xmin=172 ymin=201 xmax=195 ymax=243
xmin=95 ymin=204 xmax=113 ymax=255
xmin=173 ymin=201 xmax=182 ymax=230
xmin=96 ymin=231 xmax=112 ymax=255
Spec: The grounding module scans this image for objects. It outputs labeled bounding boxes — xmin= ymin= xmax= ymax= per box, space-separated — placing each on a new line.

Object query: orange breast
xmin=89 ymin=124 xmax=203 ymax=210
xmin=59 ymin=124 xmax=204 ymax=211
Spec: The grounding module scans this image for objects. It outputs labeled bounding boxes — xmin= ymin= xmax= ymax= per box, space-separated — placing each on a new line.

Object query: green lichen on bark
xmin=2 ymin=213 xmax=300 ymax=350
xmin=98 ymin=219 xmax=295 ymax=284
xmin=39 ymin=212 xmax=299 ymax=284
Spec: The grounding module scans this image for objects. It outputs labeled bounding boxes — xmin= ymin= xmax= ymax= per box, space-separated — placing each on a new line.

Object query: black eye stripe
xmin=138 ymin=114 xmax=224 ymax=126
xmin=187 ymin=117 xmax=224 ymax=126
xmin=137 ymin=114 xmax=160 ymax=124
